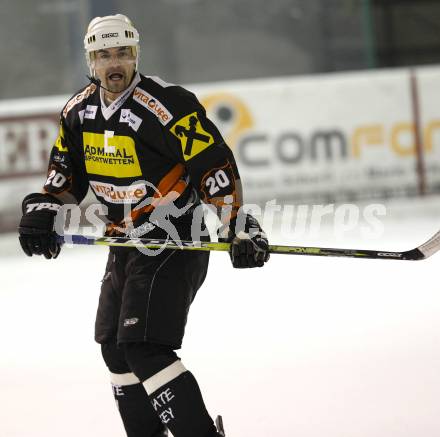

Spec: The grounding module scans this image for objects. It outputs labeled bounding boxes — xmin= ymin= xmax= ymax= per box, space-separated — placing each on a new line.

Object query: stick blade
xmin=416 ymin=229 xmax=440 ymax=259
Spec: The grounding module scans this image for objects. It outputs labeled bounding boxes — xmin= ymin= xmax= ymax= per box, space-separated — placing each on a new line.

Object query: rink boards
xmin=0 ymin=66 xmax=440 ymax=227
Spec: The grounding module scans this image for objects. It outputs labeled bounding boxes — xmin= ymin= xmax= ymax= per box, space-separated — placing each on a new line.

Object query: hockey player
xmin=18 ymin=14 xmax=269 ymax=437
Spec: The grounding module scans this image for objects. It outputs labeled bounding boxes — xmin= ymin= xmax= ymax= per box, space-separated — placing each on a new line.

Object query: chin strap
xmin=86 ymin=75 xmax=118 ymax=94
xmin=86 ymin=71 xmax=137 ymax=94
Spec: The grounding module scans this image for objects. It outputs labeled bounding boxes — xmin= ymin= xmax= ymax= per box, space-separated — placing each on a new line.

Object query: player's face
xmin=92 ymin=46 xmax=136 ymax=93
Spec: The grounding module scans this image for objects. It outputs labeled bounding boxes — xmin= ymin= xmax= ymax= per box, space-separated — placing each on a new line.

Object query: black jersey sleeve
xmin=163 ymin=87 xmax=242 ymax=219
xmin=43 ymin=113 xmax=89 ymax=204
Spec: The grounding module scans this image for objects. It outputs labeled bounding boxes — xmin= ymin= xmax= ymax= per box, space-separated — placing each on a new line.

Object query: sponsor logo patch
xmin=84 ymin=105 xmax=98 ymax=120
xmin=63 ymin=83 xmax=97 ymax=117
xmin=170 ymin=112 xmax=214 ymax=160
xmin=26 ymin=203 xmax=61 ymax=213
xmin=378 ymin=252 xmax=403 ymax=258
xmin=124 ymin=317 xmax=139 ymax=327
xmin=120 ymin=109 xmax=142 ymax=131
xmin=53 ymin=153 xmax=66 ymax=163
xmin=83 ymin=132 xmax=141 ymax=177
xmin=90 ymin=181 xmax=147 ymax=204
xmin=132 ymin=87 xmax=173 ymax=126
xmin=120 ymin=109 xmax=130 ymax=123
xmin=102 ymin=32 xmax=118 ymax=38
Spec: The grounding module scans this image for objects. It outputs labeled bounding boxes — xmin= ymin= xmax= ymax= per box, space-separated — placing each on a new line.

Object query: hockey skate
xmin=215 ymin=415 xmax=226 ymax=437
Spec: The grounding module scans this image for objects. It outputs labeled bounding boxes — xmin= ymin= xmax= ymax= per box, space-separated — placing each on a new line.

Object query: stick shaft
xmin=57 ymin=234 xmax=433 ymax=260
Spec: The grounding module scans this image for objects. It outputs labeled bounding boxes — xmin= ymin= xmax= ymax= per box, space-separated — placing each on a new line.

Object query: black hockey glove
xmin=218 ymin=213 xmax=270 ymax=268
xmin=18 ymin=193 xmax=62 ymax=259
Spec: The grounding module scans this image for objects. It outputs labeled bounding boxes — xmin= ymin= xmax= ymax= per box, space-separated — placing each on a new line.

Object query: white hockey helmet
xmin=84 ymin=14 xmax=140 ymax=75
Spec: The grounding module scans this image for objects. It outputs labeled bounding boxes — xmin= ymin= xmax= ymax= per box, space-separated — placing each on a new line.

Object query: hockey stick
xmin=57 ymin=229 xmax=440 ymax=260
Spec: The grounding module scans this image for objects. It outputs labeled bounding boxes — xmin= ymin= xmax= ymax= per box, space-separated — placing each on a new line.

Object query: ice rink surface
xmin=1 ymin=196 xmax=440 ymax=437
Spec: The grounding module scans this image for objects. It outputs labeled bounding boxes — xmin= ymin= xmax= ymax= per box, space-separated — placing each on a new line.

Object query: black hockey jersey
xmin=43 ymin=73 xmax=241 ymax=233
